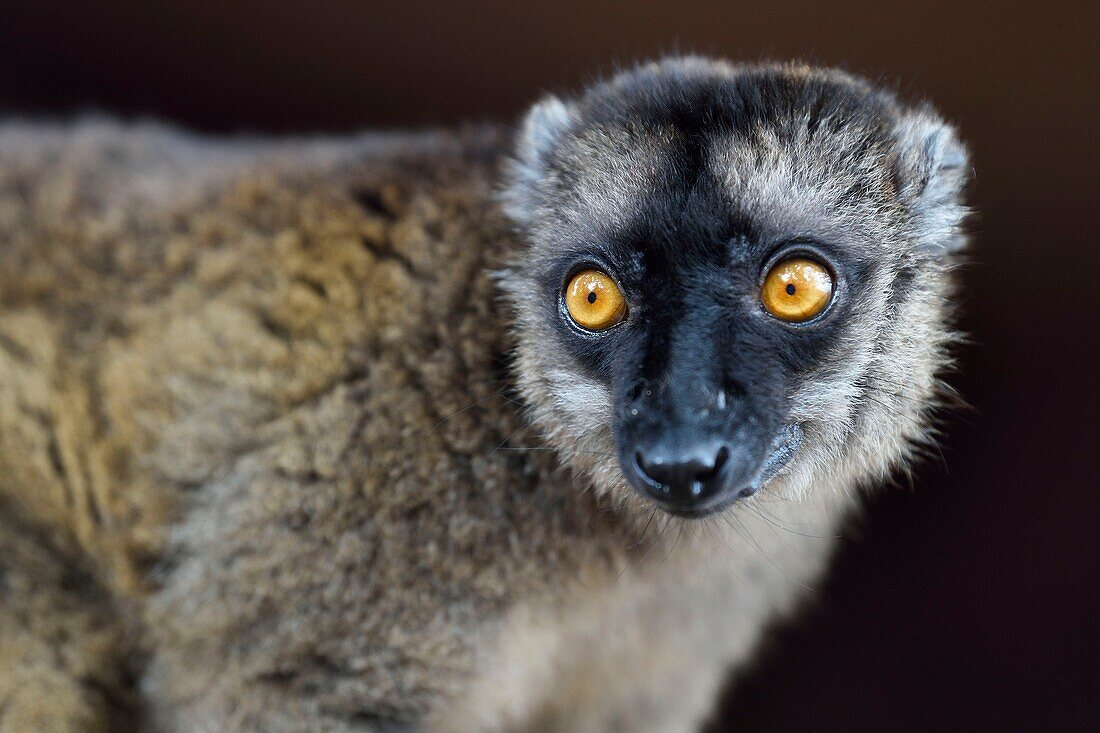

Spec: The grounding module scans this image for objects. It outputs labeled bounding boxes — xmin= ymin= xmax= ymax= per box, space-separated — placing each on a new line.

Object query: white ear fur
xmin=517 ymin=95 xmax=574 ymax=169
xmin=894 ymin=109 xmax=971 ymax=254
xmin=503 ymin=95 xmax=575 ymax=227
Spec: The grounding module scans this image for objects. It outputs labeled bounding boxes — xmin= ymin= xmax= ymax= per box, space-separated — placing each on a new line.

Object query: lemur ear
xmin=893 ymin=108 xmax=971 ymax=254
xmin=517 ymin=95 xmax=574 ymax=169
xmin=503 ymin=95 xmax=575 ymax=226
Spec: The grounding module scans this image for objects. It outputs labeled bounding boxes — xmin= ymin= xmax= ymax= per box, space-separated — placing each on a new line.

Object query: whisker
xmin=429 ymin=385 xmax=514 ymax=435
xmin=495 ymin=446 xmax=617 ymax=458
xmin=745 ymin=501 xmax=838 ymax=539
xmin=655 ymin=518 xmax=686 ymax=570
xmin=706 ymin=516 xmax=742 ymax=563
xmin=629 ymin=507 xmax=659 ymax=550
xmin=487 ymin=425 xmax=530 ymax=457
xmin=725 ymin=511 xmax=815 ymax=592
xmin=614 ymin=507 xmax=669 ymax=583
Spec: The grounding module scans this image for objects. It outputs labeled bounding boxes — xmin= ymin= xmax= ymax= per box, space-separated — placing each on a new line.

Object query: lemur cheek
xmin=547 ymin=371 xmax=613 ymax=425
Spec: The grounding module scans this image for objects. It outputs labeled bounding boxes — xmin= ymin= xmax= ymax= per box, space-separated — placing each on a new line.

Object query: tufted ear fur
xmin=893 ymin=107 xmax=971 ymax=254
xmin=502 ymin=95 xmax=575 ymax=226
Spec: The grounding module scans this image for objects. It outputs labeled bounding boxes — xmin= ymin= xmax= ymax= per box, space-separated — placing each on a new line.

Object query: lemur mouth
xmin=651 ymin=424 xmax=804 ymax=519
xmin=757 ymin=423 xmax=804 ymax=487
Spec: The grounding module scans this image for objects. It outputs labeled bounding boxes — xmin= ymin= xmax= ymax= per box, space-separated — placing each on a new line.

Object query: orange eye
xmin=564 ymin=269 xmax=627 ymax=331
xmin=761 ymin=258 xmax=834 ymax=322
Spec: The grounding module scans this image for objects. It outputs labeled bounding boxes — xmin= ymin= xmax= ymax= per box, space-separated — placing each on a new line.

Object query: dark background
xmin=2 ymin=1 xmax=1097 ymax=729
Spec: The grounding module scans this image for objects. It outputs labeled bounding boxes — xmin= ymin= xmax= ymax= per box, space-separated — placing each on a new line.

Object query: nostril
xmin=699 ymin=446 xmax=730 ymax=482
xmin=633 ymin=449 xmax=655 ymax=477
xmin=635 ymin=450 xmax=666 ymax=484
xmin=634 ymin=451 xmax=668 ymax=492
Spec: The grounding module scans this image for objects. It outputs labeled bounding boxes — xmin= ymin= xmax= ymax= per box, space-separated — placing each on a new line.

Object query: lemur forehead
xmin=516 ymin=59 xmax=959 ymax=255
xmin=548 ymin=124 xmax=675 ymax=232
xmin=706 ymin=127 xmax=902 ymax=241
xmin=553 ymin=117 xmax=898 ymax=249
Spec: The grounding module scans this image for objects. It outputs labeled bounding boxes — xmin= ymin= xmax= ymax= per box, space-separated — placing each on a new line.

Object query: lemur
xmin=0 ymin=57 xmax=968 ymax=732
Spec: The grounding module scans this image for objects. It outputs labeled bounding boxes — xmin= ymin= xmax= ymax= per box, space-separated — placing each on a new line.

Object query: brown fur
xmin=0 ymin=57 xmax=964 ymax=731
xmin=0 ymin=120 xmax=636 ymax=731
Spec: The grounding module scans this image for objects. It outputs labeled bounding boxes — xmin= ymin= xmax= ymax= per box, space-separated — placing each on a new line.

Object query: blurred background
xmin=1 ymin=1 xmax=1096 ymax=729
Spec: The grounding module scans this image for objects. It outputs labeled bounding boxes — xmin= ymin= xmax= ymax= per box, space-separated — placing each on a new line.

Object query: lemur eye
xmin=564 ymin=269 xmax=627 ymax=331
xmin=761 ymin=258 xmax=833 ymax=323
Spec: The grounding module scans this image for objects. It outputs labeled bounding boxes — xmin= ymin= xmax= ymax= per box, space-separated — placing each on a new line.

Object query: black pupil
xmin=587 ymin=291 xmax=598 ymax=304
xmin=785 ymin=284 xmax=796 ymax=296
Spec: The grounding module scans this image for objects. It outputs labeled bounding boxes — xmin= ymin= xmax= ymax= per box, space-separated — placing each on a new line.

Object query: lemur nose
xmin=634 ymin=443 xmax=731 ymax=509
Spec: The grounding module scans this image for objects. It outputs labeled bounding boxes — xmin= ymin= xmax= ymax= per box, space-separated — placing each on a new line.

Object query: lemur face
xmin=503 ymin=58 xmax=968 ymax=518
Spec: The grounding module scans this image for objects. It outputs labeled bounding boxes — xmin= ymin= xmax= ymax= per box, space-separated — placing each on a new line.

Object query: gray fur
xmin=0 ymin=57 xmax=967 ymax=732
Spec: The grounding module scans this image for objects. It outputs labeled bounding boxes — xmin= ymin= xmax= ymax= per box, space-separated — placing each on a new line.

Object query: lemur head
xmin=501 ymin=57 xmax=968 ymax=519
